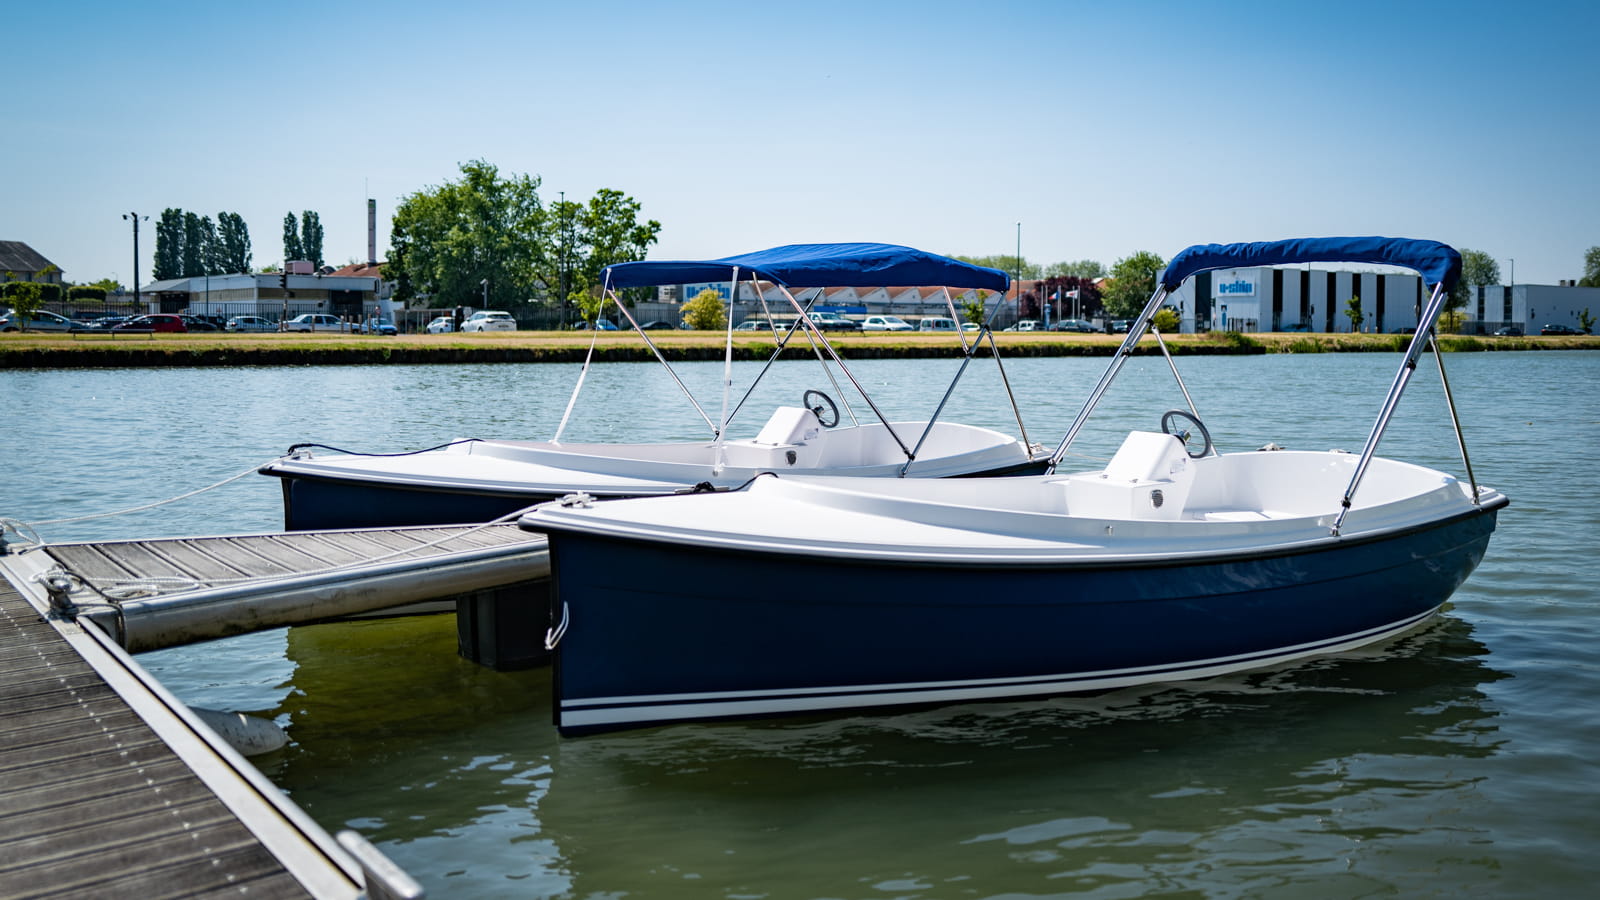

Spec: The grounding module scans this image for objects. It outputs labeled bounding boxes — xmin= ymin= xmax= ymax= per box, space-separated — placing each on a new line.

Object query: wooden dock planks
xmin=0 ymin=576 xmax=339 ymax=899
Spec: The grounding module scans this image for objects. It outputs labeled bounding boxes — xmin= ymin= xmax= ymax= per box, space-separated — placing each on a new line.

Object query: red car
xmin=114 ymin=314 xmax=188 ymax=333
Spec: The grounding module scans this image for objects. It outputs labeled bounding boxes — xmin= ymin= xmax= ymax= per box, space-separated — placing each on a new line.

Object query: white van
xmin=918 ymin=317 xmax=958 ymax=332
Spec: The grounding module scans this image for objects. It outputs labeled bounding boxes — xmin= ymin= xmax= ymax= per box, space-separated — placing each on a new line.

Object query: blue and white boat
xmin=261 ymin=244 xmax=1050 ymax=530
xmin=521 ymin=237 xmax=1508 ymax=734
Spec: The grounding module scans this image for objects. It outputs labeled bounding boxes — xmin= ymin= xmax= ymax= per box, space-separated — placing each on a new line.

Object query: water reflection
xmin=268 ymin=609 xmax=1508 ymax=898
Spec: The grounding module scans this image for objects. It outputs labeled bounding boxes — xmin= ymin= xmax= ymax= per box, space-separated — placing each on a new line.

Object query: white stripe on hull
xmin=559 ymin=606 xmax=1441 ymax=730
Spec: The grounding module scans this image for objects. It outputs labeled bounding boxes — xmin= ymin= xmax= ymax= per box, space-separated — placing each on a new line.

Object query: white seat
xmin=1063 ymin=431 xmax=1196 ymax=520
xmin=720 ymin=407 xmax=827 ymax=469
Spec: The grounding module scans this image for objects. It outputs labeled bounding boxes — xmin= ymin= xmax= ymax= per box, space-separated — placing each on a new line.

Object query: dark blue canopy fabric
xmin=603 ymin=243 xmax=1011 ymax=291
xmin=1159 ymin=237 xmax=1461 ymax=291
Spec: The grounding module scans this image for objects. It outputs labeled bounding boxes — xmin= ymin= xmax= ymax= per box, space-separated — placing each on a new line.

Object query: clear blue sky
xmin=6 ymin=0 xmax=1595 ymax=287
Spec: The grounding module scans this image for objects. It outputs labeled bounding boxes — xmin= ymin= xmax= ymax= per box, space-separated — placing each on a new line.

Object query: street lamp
xmin=123 ymin=212 xmax=147 ymax=311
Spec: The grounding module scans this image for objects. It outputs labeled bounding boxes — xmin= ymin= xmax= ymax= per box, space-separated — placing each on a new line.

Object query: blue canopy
xmin=603 ymin=243 xmax=1010 ymax=292
xmin=1159 ymin=237 xmax=1461 ymax=292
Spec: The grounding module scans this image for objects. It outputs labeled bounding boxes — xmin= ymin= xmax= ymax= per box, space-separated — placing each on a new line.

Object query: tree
xmin=153 ymin=208 xmax=185 ymax=281
xmin=961 ymin=294 xmax=988 ymax=326
xmin=300 ymin=211 xmax=325 ymax=268
xmin=1581 ymin=247 xmax=1600 ymax=288
xmin=953 ymin=254 xmax=1041 ymax=280
xmin=1579 ymin=308 xmax=1595 ymax=334
xmin=1045 ymin=259 xmax=1106 ymax=280
xmin=388 ymin=159 xmax=545 ymax=308
xmin=86 ymin=277 xmax=121 ymax=293
xmin=1038 ymin=275 xmax=1102 ymax=321
xmin=1100 ymin=251 xmax=1166 ymax=319
xmin=282 ymin=212 xmax=303 ymax=263
xmin=1449 ymin=247 xmax=1501 ymax=317
xmin=1152 ymin=307 xmax=1181 ymax=333
xmin=680 ymin=288 xmax=726 ymax=330
xmin=7 ymin=280 xmax=43 ymax=329
xmin=535 ymin=188 xmax=661 ymax=315
xmin=217 ymin=212 xmax=252 ymax=274
xmin=181 ymin=212 xmax=205 ymax=277
xmin=199 ymin=215 xmax=222 ymax=276
xmin=1345 ymin=295 xmax=1365 ymax=332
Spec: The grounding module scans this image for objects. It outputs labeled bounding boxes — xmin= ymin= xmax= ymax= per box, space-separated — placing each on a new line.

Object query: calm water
xmin=4 ymin=351 xmax=1597 ymax=898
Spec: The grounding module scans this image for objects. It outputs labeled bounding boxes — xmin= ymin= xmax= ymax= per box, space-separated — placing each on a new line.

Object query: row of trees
xmin=283 ymin=211 xmax=325 ymax=269
xmin=153 ymin=210 xmax=252 ymax=280
xmin=385 ymin=160 xmax=661 ymax=316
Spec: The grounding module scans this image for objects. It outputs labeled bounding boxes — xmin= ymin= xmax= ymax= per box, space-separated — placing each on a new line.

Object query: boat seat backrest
xmin=754 ymin=407 xmax=824 ymax=446
xmin=1063 ymin=431 xmax=1196 ymax=520
xmin=719 ymin=407 xmax=828 ymax=469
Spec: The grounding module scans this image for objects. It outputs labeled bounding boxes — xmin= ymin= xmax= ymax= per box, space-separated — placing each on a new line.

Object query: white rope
xmin=24 ymin=459 xmax=277 ymax=527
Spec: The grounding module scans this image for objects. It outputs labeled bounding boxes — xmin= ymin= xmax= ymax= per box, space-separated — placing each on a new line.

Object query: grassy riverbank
xmin=2 ymin=328 xmax=1596 ymax=368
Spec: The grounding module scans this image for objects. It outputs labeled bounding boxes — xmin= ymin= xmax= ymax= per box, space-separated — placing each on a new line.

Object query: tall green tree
xmin=1045 ymin=259 xmax=1106 ymax=280
xmin=1449 ymin=247 xmax=1501 ymax=317
xmin=1581 ymin=246 xmax=1600 ymax=288
xmin=953 ymin=254 xmax=1041 ymax=280
xmin=1100 ymin=250 xmax=1166 ymax=318
xmin=538 ymin=188 xmax=663 ymax=311
xmin=300 ymin=210 xmax=325 ymax=268
xmin=217 ymin=212 xmax=252 ymax=273
xmin=198 ymin=215 xmax=222 ymax=276
xmin=282 ymin=212 xmax=304 ymax=263
xmin=181 ymin=212 xmax=205 ymax=277
xmin=388 ymin=159 xmax=545 ymax=308
xmin=153 ymin=208 xmax=185 ymax=280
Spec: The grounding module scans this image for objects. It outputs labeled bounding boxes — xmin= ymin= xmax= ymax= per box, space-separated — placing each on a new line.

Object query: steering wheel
xmin=802 ymin=390 xmax=839 ymax=428
xmin=1160 ymin=409 xmax=1213 ymax=459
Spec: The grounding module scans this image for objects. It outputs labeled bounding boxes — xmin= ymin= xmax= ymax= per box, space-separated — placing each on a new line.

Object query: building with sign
xmin=1164 ymin=266 xmax=1428 ymax=333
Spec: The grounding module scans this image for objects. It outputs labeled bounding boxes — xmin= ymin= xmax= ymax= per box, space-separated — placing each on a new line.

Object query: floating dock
xmin=0 ymin=523 xmax=554 ymax=898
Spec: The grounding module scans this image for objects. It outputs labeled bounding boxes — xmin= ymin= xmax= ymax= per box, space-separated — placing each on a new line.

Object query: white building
xmin=139 ymin=272 xmax=381 ymax=321
xmin=1165 ymin=266 xmax=1429 ymax=334
xmin=1466 ymin=283 xmax=1600 ymax=334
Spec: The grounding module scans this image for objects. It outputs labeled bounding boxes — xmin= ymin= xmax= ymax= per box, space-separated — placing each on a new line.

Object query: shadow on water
xmin=264 ymin=611 xmax=1515 ymax=898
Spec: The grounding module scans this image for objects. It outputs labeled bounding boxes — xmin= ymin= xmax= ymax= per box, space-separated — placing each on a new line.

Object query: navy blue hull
xmin=268 ymin=455 xmax=1053 ymax=531
xmin=542 ymin=506 xmax=1499 ymax=733
xmin=274 ymin=474 xmax=562 ymax=531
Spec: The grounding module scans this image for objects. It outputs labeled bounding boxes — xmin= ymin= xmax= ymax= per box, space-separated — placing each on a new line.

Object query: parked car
xmin=962 ymin=321 xmax=981 ymax=332
xmin=860 ymin=315 xmax=913 ymax=332
xmin=1540 ymin=323 xmax=1580 ymax=336
xmin=179 ymin=312 xmax=228 ymax=330
xmin=114 ymin=314 xmax=187 ymax=333
xmin=807 ymin=311 xmax=860 ymax=332
xmin=1050 ymin=319 xmax=1097 ymax=333
xmin=918 ymin=317 xmax=958 ymax=332
xmin=1492 ymin=325 xmax=1523 ymax=337
xmin=226 ymin=315 xmax=277 ymax=333
xmin=571 ymin=319 xmax=618 ymax=331
xmin=360 ymin=317 xmax=399 ymax=335
xmin=1280 ymin=323 xmax=1312 ymax=333
xmin=1004 ymin=319 xmax=1042 ymax=332
xmin=641 ymin=320 xmax=679 ymax=330
xmin=463 ymin=310 xmax=518 ymax=332
xmin=283 ymin=314 xmax=348 ymax=333
xmin=1105 ymin=319 xmax=1133 ymax=334
xmin=425 ymin=316 xmax=456 ymax=334
xmin=0 ymin=308 xmax=75 ymax=332
xmin=179 ymin=315 xmax=220 ymax=332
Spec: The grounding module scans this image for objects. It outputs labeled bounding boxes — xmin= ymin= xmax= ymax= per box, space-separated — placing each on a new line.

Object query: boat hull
xmin=268 ymin=455 xmax=1054 ymax=531
xmin=541 ymin=505 xmax=1499 ymax=734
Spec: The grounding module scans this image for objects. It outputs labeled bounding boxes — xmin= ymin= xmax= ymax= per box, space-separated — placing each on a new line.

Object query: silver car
xmin=226 ymin=315 xmax=278 ymax=332
xmin=461 ymin=310 xmax=517 ymax=332
xmin=0 ymin=308 xmax=74 ymax=332
xmin=283 ymin=314 xmax=348 ymax=333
